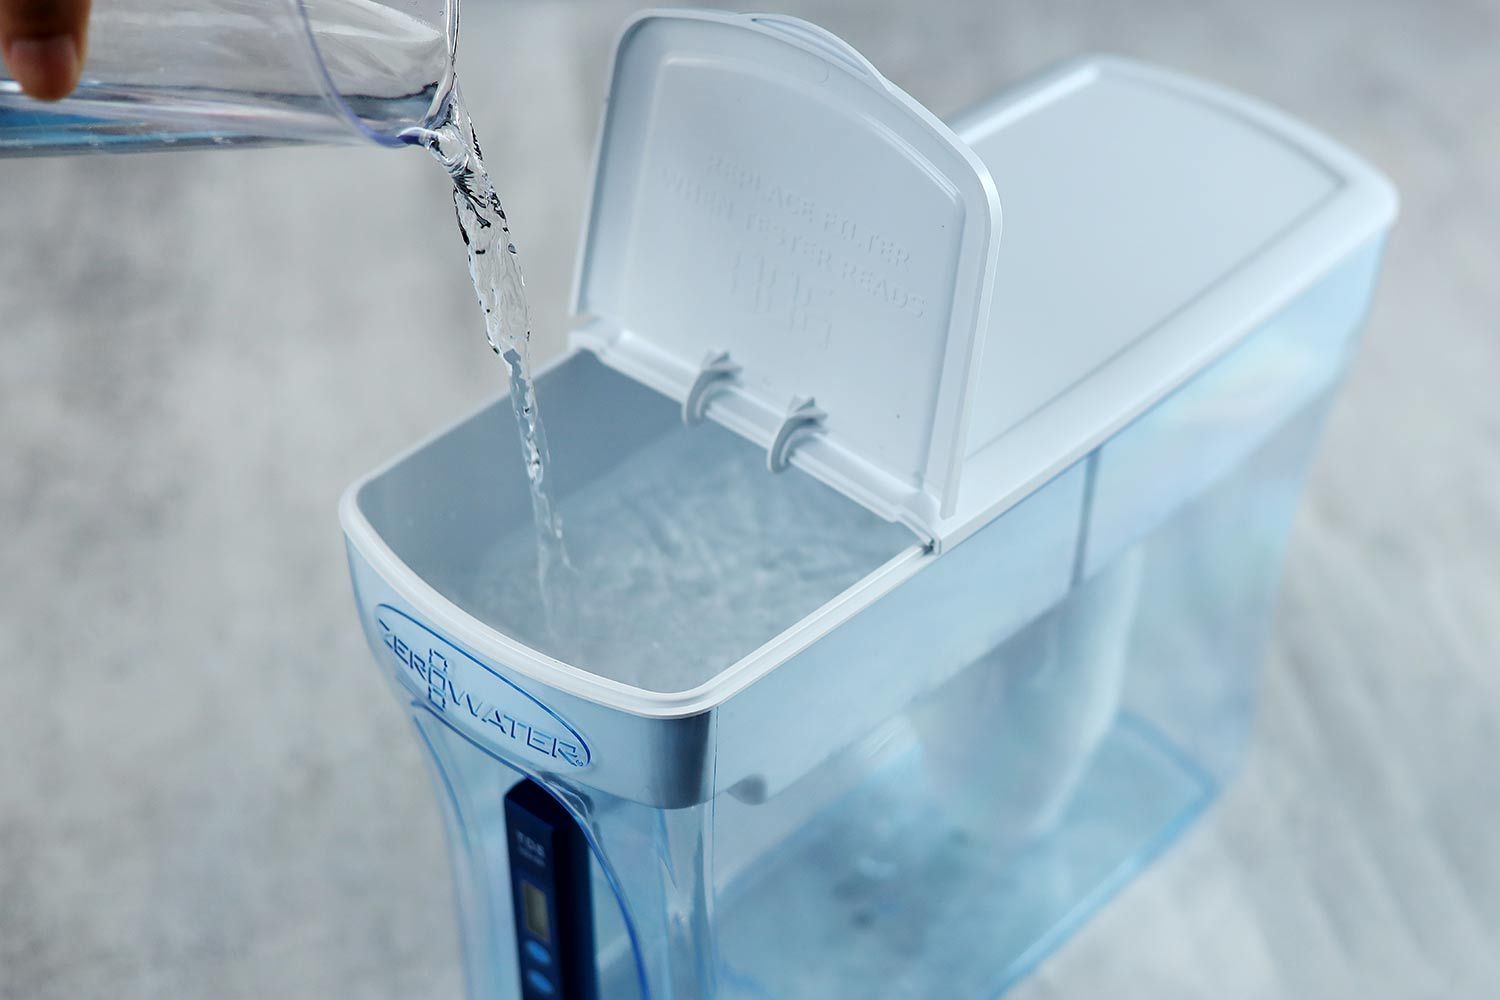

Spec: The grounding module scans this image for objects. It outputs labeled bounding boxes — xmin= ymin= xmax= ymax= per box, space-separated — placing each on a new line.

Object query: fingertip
xmin=4 ymin=34 xmax=82 ymax=101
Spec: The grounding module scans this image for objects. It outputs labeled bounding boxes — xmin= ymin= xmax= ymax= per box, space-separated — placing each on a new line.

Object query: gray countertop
xmin=2 ymin=1 xmax=1497 ymax=997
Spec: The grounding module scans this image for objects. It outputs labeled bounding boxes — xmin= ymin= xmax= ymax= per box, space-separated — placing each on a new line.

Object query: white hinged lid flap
xmin=571 ymin=10 xmax=1002 ymax=540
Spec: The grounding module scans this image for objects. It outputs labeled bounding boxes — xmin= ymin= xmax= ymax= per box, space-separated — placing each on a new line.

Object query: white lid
xmin=932 ymin=57 xmax=1397 ymax=547
xmin=570 ymin=10 xmax=1002 ymax=540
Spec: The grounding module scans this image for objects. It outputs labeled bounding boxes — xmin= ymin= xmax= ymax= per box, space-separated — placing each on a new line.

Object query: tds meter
xmin=504 ymin=781 xmax=597 ymax=999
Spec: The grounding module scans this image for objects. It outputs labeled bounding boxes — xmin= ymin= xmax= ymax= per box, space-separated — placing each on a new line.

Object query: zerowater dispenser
xmin=341 ymin=11 xmax=1396 ymax=999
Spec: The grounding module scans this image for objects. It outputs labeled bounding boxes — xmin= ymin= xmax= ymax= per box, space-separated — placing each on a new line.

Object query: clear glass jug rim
xmin=289 ymin=0 xmax=460 ymax=146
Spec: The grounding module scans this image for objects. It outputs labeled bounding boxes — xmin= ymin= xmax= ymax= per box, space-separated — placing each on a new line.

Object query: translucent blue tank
xmin=342 ymin=12 xmax=1396 ymax=999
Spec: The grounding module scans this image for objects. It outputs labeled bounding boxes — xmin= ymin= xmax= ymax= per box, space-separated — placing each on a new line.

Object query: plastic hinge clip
xmin=768 ymin=397 xmax=827 ymax=473
xmin=682 ymin=350 xmax=742 ymax=426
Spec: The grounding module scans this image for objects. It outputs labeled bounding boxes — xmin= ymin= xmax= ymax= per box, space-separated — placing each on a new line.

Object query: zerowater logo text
xmin=375 ymin=605 xmax=591 ymax=768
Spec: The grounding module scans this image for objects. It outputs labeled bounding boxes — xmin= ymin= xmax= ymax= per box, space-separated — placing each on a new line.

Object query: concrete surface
xmin=1 ymin=0 xmax=1497 ymax=997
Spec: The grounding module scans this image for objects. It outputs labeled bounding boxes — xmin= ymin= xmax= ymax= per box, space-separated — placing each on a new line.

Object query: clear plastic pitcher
xmin=0 ymin=0 xmax=455 ymax=154
xmin=340 ymin=14 xmax=1396 ymax=999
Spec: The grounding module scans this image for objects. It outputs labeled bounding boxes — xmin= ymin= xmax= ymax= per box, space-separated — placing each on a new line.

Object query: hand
xmin=1 ymin=0 xmax=90 ymax=100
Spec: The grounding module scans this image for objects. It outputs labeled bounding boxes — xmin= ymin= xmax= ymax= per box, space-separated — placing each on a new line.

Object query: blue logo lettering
xmin=375 ymin=605 xmax=591 ymax=768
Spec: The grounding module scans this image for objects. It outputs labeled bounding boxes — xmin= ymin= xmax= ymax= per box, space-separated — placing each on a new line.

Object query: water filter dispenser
xmin=341 ymin=10 xmax=1396 ymax=998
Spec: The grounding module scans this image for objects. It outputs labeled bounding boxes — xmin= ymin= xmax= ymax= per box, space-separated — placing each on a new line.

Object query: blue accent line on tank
xmin=411 ymin=706 xmax=651 ymax=1000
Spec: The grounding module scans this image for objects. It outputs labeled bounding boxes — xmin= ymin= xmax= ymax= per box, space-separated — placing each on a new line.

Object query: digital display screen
xmin=521 ymin=880 xmax=550 ymax=944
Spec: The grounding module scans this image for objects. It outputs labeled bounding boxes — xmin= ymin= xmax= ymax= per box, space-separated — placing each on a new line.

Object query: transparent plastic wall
xmin=703 ymin=243 xmax=1380 ymax=999
xmin=702 ymin=403 xmax=1335 ymax=999
xmin=381 ymin=240 xmax=1383 ymax=1000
